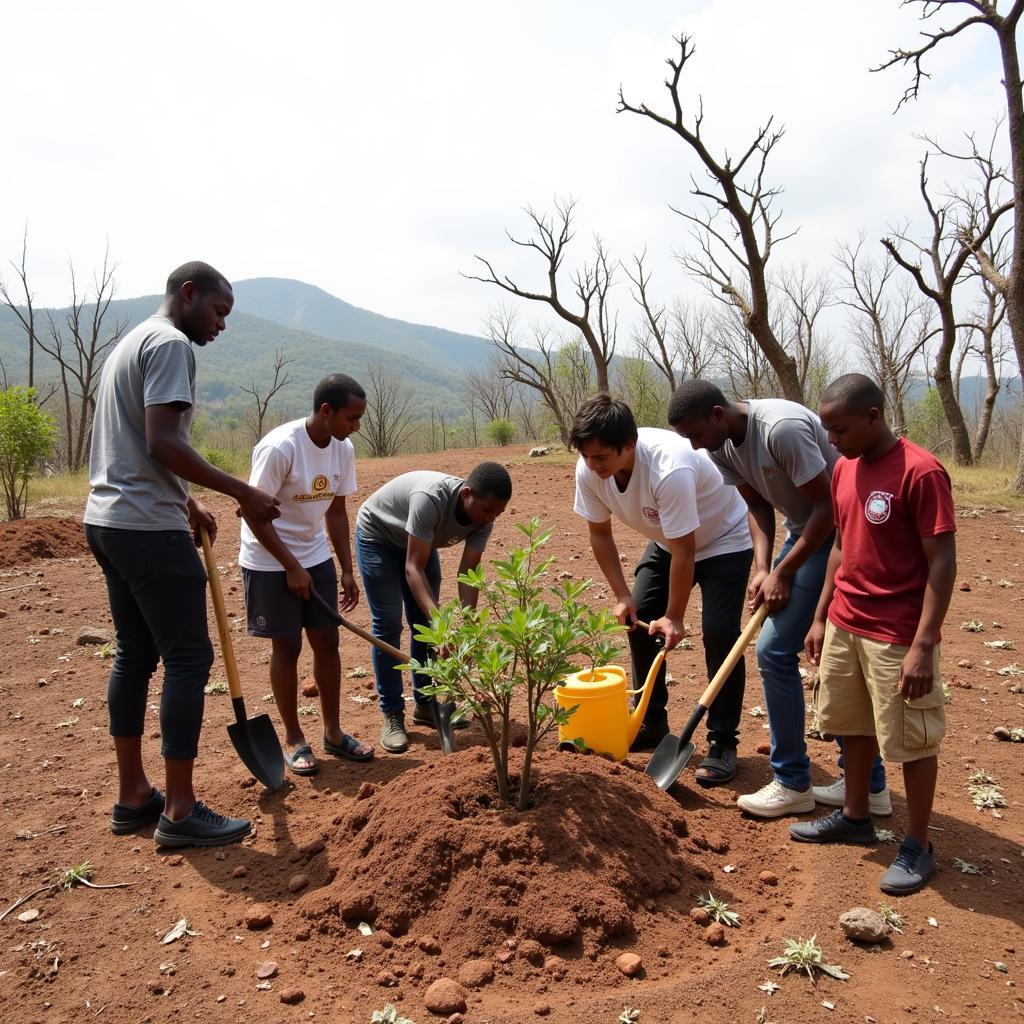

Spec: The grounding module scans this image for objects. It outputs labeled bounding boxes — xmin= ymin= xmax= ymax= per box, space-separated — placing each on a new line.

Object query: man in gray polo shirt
xmin=84 ymin=261 xmax=281 ymax=848
xmin=355 ymin=464 xmax=512 ymax=752
xmin=667 ymin=381 xmax=889 ymax=818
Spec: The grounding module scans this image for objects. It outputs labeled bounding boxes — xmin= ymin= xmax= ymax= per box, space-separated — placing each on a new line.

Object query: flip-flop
xmin=694 ymin=746 xmax=738 ymax=787
xmin=322 ymin=732 xmax=375 ymax=763
xmin=284 ymin=743 xmax=319 ymax=777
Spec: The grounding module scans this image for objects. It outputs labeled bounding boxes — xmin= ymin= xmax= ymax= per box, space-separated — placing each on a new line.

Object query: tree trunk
xmin=999 ymin=19 xmax=1024 ymax=489
xmin=933 ymin=306 xmax=973 ymax=466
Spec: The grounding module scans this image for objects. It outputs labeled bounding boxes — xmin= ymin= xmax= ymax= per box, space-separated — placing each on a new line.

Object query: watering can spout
xmin=626 ymin=647 xmax=665 ymax=747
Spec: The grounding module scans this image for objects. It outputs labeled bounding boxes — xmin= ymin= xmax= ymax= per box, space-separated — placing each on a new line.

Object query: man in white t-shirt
xmin=571 ymin=394 xmax=753 ymax=784
xmin=240 ymin=374 xmax=373 ymax=776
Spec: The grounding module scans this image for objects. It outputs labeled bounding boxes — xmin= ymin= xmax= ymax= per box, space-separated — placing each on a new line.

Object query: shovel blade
xmin=644 ymin=735 xmax=696 ymax=791
xmin=227 ymin=712 xmax=285 ymax=791
xmin=429 ymin=698 xmax=457 ymax=756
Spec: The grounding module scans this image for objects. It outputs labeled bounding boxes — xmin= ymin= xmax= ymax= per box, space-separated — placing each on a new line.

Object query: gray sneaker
xmin=880 ymin=838 xmax=935 ymax=895
xmin=789 ymin=807 xmax=876 ymax=845
xmin=380 ymin=710 xmax=409 ymax=753
xmin=153 ymin=801 xmax=251 ymax=849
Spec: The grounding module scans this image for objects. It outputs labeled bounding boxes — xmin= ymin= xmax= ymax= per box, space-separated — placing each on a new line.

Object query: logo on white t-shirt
xmin=864 ymin=491 xmax=893 ymax=525
xmin=641 ymin=506 xmax=660 ymax=521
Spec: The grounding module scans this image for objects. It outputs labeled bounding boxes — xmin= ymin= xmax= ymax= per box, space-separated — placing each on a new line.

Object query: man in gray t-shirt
xmin=668 ymin=381 xmax=889 ymax=820
xmin=355 ymin=465 xmax=512 ymax=753
xmin=83 ymin=262 xmax=281 ymax=850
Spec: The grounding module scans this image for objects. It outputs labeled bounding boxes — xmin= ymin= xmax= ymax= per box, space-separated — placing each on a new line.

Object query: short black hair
xmin=165 ymin=261 xmax=232 ymax=297
xmin=313 ymin=373 xmax=366 ymax=412
xmin=466 ymin=461 xmax=512 ymax=501
xmin=820 ymin=373 xmax=885 ymax=413
xmin=667 ymin=379 xmax=728 ymax=426
xmin=569 ymin=393 xmax=638 ymax=451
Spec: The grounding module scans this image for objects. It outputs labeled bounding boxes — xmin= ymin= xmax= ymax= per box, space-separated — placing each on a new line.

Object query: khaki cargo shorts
xmin=816 ymin=622 xmax=945 ymax=763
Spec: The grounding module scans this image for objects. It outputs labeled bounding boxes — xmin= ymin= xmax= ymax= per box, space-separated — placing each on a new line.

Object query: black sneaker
xmin=629 ymin=716 xmax=670 ymax=753
xmin=380 ymin=710 xmax=409 ymax=753
xmin=880 ymin=837 xmax=936 ymax=895
xmin=411 ymin=701 xmax=471 ymax=730
xmin=153 ymin=801 xmax=251 ymax=849
xmin=789 ymin=807 xmax=877 ymax=845
xmin=110 ymin=788 xmax=165 ymax=835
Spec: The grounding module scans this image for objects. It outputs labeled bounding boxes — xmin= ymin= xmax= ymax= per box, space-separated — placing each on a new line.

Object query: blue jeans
xmin=756 ymin=534 xmax=886 ymax=793
xmin=355 ymin=527 xmax=440 ymax=713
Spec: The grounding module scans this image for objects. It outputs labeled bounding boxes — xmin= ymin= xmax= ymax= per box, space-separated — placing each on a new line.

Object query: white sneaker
xmin=737 ymin=779 xmax=815 ymax=818
xmin=812 ymin=777 xmax=893 ymax=817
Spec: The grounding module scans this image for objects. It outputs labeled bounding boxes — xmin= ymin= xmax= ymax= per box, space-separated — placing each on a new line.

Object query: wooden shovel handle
xmin=199 ymin=527 xmax=244 ymax=702
xmin=307 ymin=589 xmax=411 ymax=662
xmin=697 ymin=605 xmax=767 ymax=709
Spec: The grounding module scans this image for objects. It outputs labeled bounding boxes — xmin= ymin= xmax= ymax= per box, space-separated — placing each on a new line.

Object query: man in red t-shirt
xmin=791 ymin=374 xmax=957 ymax=895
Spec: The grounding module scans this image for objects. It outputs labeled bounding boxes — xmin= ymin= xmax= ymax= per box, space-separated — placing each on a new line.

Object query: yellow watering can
xmin=555 ymin=646 xmax=666 ymax=761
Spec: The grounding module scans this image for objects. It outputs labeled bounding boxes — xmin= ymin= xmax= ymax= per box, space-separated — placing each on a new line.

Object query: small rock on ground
xmin=689 ymin=907 xmax=711 ymax=926
xmin=759 ymin=870 xmax=779 ymax=886
xmin=287 ymin=873 xmax=309 ymax=894
xmin=533 ymin=1003 xmax=551 ymax=1016
xmin=616 ymin=953 xmax=643 ymax=977
xmin=301 ymin=682 xmax=319 ymax=697
xmin=77 ymin=627 xmax=113 ymax=646
xmin=244 ymin=904 xmax=273 ymax=929
xmin=424 ymin=978 xmax=467 ymax=1015
xmin=457 ymin=959 xmax=494 ymax=988
xmin=279 ymin=988 xmax=304 ymax=1005
xmin=255 ymin=961 xmax=278 ymax=980
xmin=705 ymin=923 xmax=726 ymax=946
xmin=839 ymin=907 xmax=890 ymax=943
xmin=376 ymin=970 xmax=398 ymax=987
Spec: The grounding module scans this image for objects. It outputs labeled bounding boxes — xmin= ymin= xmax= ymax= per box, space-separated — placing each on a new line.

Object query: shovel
xmin=645 ymin=605 xmax=767 ymax=791
xmin=307 ymin=589 xmax=457 ymax=755
xmin=199 ymin=527 xmax=284 ymax=791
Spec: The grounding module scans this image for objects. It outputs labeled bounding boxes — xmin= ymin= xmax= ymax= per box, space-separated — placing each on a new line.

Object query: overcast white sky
xmin=2 ymin=0 xmax=1010 ymax=342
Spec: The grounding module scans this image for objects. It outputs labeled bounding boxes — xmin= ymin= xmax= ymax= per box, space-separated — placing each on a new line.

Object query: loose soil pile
xmin=0 ymin=516 xmax=88 ymax=568
xmin=306 ymin=749 xmax=695 ymax=957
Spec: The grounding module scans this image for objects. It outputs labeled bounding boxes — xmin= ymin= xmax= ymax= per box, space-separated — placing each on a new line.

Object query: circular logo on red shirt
xmin=864 ymin=491 xmax=893 ymax=524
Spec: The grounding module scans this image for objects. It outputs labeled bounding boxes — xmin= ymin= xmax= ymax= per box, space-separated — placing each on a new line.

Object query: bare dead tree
xmin=484 ymin=307 xmax=595 ymax=446
xmin=461 ymin=378 xmax=481 ymax=448
xmin=613 ymin=355 xmax=671 ymax=427
xmin=361 ymin=361 xmax=417 ymax=458
xmin=835 ymin=237 xmax=934 ymax=435
xmin=712 ymin=305 xmax=782 ymax=399
xmin=774 ymin=265 xmax=837 ymax=404
xmin=466 ymin=358 xmax=515 ymax=423
xmin=0 ymin=226 xmax=39 ymax=388
xmin=624 ymin=252 xmax=717 ymax=389
xmin=956 ymin=258 xmax=1010 ymax=459
xmin=876 ymin=0 xmax=1024 ymax=481
xmin=240 ymin=348 xmax=294 ymax=442
xmin=33 ymin=246 xmax=127 ymax=471
xmin=513 ymin=387 xmax=542 ymax=442
xmin=463 ymin=198 xmax=617 ymax=392
xmin=618 ymin=35 xmax=803 ymax=402
xmin=882 ymin=145 xmax=1011 ymax=464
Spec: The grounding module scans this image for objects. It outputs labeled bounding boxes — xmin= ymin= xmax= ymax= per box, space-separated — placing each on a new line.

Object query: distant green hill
xmin=0 ymin=278 xmax=496 ymax=419
xmin=231 ymin=277 xmax=494 ymax=371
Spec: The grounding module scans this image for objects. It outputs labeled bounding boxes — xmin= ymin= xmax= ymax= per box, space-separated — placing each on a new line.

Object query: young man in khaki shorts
xmin=792 ymin=374 xmax=956 ymax=895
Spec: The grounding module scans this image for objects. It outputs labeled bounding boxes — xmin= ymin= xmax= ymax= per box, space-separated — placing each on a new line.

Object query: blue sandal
xmin=285 ymin=744 xmax=319 ymax=776
xmin=322 ymin=733 xmax=374 ymax=762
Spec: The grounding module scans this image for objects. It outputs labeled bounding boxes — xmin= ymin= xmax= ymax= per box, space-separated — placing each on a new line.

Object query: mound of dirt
xmin=305 ymin=748 xmax=699 ymax=958
xmin=0 ymin=516 xmax=88 ymax=569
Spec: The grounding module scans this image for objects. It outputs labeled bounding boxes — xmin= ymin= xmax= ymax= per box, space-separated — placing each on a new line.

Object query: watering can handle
xmin=626 ymin=646 xmax=666 ymax=746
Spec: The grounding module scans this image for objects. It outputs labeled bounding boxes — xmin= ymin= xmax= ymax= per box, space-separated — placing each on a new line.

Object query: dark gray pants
xmin=629 ymin=542 xmax=753 ymax=748
xmin=85 ymin=525 xmax=214 ymax=760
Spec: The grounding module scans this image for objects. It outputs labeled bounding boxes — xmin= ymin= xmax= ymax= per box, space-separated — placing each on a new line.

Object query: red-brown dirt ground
xmin=1 ymin=446 xmax=1022 ymax=1024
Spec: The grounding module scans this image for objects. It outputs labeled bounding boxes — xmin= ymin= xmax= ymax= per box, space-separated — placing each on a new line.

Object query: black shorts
xmin=242 ymin=559 xmax=338 ymax=638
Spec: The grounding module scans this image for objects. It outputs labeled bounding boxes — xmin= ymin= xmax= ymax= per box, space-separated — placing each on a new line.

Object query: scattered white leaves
xmin=723 ymin=864 xmax=736 ymax=873
xmin=345 ymin=948 xmax=363 ymax=961
xmin=758 ymin=981 xmax=781 ymax=995
xmin=357 ymin=921 xmax=373 ymax=936
xmin=927 ymin=917 xmax=938 ymax=928
xmin=161 ymin=918 xmax=200 ymax=944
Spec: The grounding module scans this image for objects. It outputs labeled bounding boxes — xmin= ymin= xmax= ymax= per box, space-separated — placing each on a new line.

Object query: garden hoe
xmin=199 ymin=527 xmax=285 ymax=791
xmin=645 ymin=605 xmax=767 ymax=791
xmin=307 ymin=590 xmax=457 ymax=755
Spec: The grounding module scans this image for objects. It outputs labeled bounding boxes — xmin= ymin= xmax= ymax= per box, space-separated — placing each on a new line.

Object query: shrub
xmin=485 ymin=418 xmax=516 ymax=446
xmin=0 ymin=386 xmax=56 ymax=520
xmin=407 ymin=518 xmax=622 ymax=810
